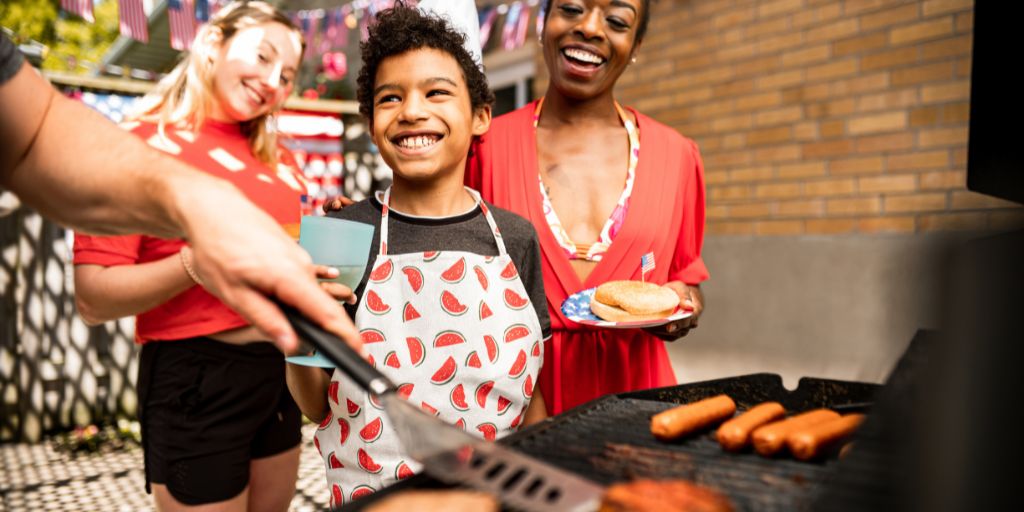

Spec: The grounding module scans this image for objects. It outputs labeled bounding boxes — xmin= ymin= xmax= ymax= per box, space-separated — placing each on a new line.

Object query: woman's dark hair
xmin=357 ymin=4 xmax=495 ymax=121
xmin=542 ymin=0 xmax=651 ymax=43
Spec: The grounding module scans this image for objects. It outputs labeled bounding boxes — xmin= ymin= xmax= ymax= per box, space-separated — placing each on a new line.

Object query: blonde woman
xmin=73 ymin=3 xmax=330 ymax=510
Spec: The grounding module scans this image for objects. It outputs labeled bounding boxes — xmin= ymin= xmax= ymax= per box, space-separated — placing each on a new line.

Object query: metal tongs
xmin=278 ymin=303 xmax=603 ymax=511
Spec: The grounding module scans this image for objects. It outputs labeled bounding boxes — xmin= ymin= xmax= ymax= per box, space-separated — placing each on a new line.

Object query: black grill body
xmin=342 ymin=373 xmax=880 ymax=511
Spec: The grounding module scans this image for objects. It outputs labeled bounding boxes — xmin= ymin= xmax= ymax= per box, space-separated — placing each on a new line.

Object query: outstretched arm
xmin=0 ymin=61 xmax=195 ymax=237
xmin=0 ymin=58 xmax=360 ymax=354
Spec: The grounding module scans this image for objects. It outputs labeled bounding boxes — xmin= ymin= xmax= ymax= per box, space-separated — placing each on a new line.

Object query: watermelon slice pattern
xmin=359 ymin=417 xmax=383 ymax=443
xmin=318 ymin=412 xmax=333 ymax=430
xmin=510 ymin=408 xmax=526 ymax=429
xmin=402 ymin=302 xmax=421 ymax=322
xmin=330 ymin=484 xmax=343 ymax=508
xmin=313 ymin=243 xmax=541 ymax=497
xmin=479 ymin=301 xmax=493 ymax=320
xmin=368 ymin=259 xmax=393 ymax=283
xmin=395 ymin=461 xmax=415 ymax=480
xmin=328 ymin=451 xmax=345 ymax=469
xmin=351 ymin=484 xmax=375 ymax=500
xmin=440 ymin=257 xmax=466 ymax=283
xmin=338 ymin=418 xmax=350 ymax=445
xmin=402 ymin=266 xmax=423 ymax=294
xmin=474 ymin=265 xmax=488 ymax=291
xmin=368 ymin=393 xmax=384 ymax=410
xmin=397 ymin=383 xmax=415 ymax=400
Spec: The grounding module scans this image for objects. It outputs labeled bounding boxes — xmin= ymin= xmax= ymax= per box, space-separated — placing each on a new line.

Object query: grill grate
xmin=342 ymin=374 xmax=880 ymax=511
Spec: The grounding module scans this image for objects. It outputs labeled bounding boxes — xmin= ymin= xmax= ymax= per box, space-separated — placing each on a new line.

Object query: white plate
xmin=561 ymin=287 xmax=692 ymax=329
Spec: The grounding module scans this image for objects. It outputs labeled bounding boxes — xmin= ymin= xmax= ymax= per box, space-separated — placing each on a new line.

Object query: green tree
xmin=0 ymin=0 xmax=119 ymax=73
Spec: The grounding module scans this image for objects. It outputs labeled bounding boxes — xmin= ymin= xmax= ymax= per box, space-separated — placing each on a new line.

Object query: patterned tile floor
xmin=0 ymin=425 xmax=329 ymax=511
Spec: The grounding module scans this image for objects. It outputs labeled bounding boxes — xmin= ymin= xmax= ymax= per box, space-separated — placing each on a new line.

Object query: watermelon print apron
xmin=314 ymin=187 xmax=544 ymax=508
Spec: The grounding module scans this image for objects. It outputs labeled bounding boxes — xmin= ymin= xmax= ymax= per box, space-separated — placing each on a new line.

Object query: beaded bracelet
xmin=179 ymin=246 xmax=204 ymax=286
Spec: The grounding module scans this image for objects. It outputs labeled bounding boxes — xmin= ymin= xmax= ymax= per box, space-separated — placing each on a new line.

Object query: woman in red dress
xmin=466 ymin=0 xmax=709 ymax=415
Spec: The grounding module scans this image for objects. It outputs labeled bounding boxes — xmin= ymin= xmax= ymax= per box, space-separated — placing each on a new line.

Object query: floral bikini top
xmin=534 ymin=97 xmax=640 ymax=262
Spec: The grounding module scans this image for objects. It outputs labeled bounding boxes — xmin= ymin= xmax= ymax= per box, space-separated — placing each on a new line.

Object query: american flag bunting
xmin=168 ymin=0 xmax=198 ymax=51
xmin=118 ymin=0 xmax=149 ymax=43
xmin=61 ymin=0 xmax=95 ymax=23
xmin=478 ymin=7 xmax=498 ymax=48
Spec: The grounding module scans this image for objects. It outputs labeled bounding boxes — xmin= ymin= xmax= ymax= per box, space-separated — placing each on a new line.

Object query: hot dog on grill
xmin=750 ymin=409 xmax=840 ymax=456
xmin=715 ymin=402 xmax=786 ymax=452
xmin=786 ymin=413 xmax=864 ymax=461
xmin=651 ymin=395 xmax=736 ymax=441
xmin=599 ymin=479 xmax=734 ymax=512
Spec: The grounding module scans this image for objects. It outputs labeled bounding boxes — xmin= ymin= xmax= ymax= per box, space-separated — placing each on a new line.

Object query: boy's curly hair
xmin=357 ymin=4 xmax=495 ymax=121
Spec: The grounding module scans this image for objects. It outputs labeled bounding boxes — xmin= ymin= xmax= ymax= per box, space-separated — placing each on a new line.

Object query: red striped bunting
xmin=169 ymin=0 xmax=198 ymax=51
xmin=118 ymin=0 xmax=149 ymax=43
xmin=61 ymin=0 xmax=95 ymax=23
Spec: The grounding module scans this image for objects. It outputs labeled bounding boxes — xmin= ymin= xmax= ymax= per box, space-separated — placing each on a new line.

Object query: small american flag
xmin=641 ymin=252 xmax=656 ymax=281
xmin=118 ymin=0 xmax=149 ymax=43
xmin=168 ymin=0 xmax=198 ymax=51
xmin=61 ymin=0 xmax=95 ymax=23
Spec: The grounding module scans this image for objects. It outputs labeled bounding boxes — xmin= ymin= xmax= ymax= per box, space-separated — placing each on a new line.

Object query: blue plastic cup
xmin=299 ymin=215 xmax=375 ymax=288
xmin=287 ymin=215 xmax=375 ymax=368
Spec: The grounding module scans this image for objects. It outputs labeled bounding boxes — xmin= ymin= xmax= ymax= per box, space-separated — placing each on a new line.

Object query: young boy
xmin=285 ymin=5 xmax=549 ymax=506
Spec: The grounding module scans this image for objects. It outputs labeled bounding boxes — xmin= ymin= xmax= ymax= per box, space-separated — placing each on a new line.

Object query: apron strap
xmin=378 ymin=187 xmax=508 ymax=257
xmin=379 ymin=187 xmax=392 ymax=256
xmin=468 ymin=188 xmax=509 ymax=257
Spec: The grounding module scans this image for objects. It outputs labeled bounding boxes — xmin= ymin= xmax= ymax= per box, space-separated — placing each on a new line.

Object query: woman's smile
xmin=242 ymin=81 xmax=268 ymax=107
xmin=560 ymin=44 xmax=608 ymax=79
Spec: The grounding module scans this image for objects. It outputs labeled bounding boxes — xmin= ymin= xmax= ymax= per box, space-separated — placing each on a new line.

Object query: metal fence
xmin=1 ymin=208 xmax=138 ymax=443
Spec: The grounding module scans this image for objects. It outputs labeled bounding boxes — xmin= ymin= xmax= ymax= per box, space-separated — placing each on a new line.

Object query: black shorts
xmin=138 ymin=337 xmax=302 ymax=505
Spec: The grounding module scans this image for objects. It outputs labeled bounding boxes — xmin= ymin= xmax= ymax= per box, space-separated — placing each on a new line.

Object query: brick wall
xmin=534 ymin=0 xmax=1021 ymax=235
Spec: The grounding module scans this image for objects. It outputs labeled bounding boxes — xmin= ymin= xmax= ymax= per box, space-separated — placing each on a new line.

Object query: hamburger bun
xmin=590 ymin=281 xmax=680 ymax=322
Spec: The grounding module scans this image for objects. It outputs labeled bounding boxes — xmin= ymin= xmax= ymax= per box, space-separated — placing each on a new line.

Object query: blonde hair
xmin=132 ymin=1 xmax=304 ymax=165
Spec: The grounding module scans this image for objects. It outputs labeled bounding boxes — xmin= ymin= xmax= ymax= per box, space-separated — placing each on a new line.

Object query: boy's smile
xmin=371 ymin=48 xmax=490 ymax=183
xmin=391 ymin=129 xmax=443 ymax=155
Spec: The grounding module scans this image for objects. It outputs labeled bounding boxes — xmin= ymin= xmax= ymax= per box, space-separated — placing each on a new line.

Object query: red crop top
xmin=73 ymin=120 xmax=306 ymax=343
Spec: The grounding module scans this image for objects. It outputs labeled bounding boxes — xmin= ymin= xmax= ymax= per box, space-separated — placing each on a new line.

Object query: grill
xmin=342 ymin=373 xmax=881 ymax=511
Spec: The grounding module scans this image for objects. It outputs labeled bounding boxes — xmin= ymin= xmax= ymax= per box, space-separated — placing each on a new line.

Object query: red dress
xmin=467 ymin=101 xmax=710 ymax=415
